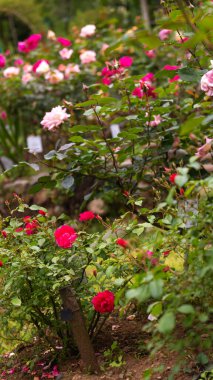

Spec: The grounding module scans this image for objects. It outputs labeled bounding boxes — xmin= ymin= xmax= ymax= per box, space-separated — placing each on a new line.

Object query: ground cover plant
xmin=0 ymin=0 xmax=213 ymax=379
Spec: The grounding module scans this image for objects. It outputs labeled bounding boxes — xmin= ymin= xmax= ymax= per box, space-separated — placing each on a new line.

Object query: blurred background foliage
xmin=0 ymin=0 xmax=160 ymax=50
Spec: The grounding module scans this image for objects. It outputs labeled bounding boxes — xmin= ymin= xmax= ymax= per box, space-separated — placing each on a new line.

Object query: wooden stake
xmin=60 ymin=285 xmax=100 ymax=373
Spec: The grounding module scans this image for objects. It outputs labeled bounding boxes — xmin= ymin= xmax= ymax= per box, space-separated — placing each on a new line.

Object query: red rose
xmin=163 ymin=265 xmax=170 ymax=272
xmin=1 ymin=230 xmax=7 ymax=238
xmin=116 ymin=238 xmax=129 ymax=248
xmin=23 ymin=216 xmax=31 ymax=223
xmin=15 ymin=227 xmax=24 ymax=233
xmin=0 ymin=260 xmax=3 ymax=267
xmin=163 ymin=250 xmax=171 ymax=257
xmin=38 ymin=210 xmax=46 ymax=216
xmin=54 ymin=225 xmax=77 ymax=248
xmin=25 ymin=220 xmax=38 ymax=235
xmin=92 ymin=290 xmax=115 ymax=314
xmin=169 ymin=173 xmax=177 ymax=184
xmin=79 ymin=211 xmax=95 ymax=222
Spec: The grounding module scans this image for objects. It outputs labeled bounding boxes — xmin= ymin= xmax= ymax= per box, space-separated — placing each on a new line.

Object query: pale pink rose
xmin=195 ymin=137 xmax=213 ymax=158
xmin=36 ymin=60 xmax=50 ymax=74
xmin=47 ymin=30 xmax=56 ymax=40
xmin=148 ymin=115 xmax=162 ymax=127
xmin=200 ymin=69 xmax=213 ymax=96
xmin=159 ymin=29 xmax=172 ymax=41
xmin=145 ymin=49 xmax=156 ymax=59
xmin=41 ymin=106 xmax=70 ymax=131
xmin=58 ymin=64 xmax=66 ymax=71
xmin=3 ymin=66 xmax=20 ymax=78
xmin=22 ymin=73 xmax=34 ymax=84
xmin=80 ymin=50 xmax=96 ymax=64
xmin=100 ymin=43 xmax=109 ymax=54
xmin=23 ymin=63 xmax=32 ymax=73
xmin=175 ymin=32 xmax=188 ymax=43
xmin=80 ymin=24 xmax=96 ymax=38
xmin=185 ymin=51 xmax=192 ymax=60
xmin=59 ymin=48 xmax=73 ymax=60
xmin=45 ymin=69 xmax=63 ymax=84
xmin=65 ymin=64 xmax=80 ymax=78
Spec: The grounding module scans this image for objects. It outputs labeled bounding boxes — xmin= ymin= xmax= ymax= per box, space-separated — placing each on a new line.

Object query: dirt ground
xmin=0 ymin=316 xmax=201 ymax=380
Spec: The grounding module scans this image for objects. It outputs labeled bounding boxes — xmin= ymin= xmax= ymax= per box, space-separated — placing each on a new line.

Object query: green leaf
xmin=69 ymin=136 xmax=85 ymax=143
xmin=11 ymin=297 xmax=22 ymax=306
xmin=149 ymin=279 xmax=164 ymax=299
xmin=61 ymin=175 xmax=74 ymax=189
xmin=147 ymin=302 xmax=162 ymax=317
xmin=178 ymin=304 xmax=195 ymax=314
xmin=178 ymin=67 xmax=202 ymax=82
xmin=197 ymin=353 xmax=209 ymax=365
xmin=180 ymin=116 xmax=205 ymax=136
xmin=29 ymin=205 xmax=41 ymax=211
xmin=158 ymin=312 xmax=175 ymax=334
xmin=175 ymin=174 xmax=188 ymax=187
xmin=126 ymin=285 xmax=150 ymax=303
xmin=44 ymin=150 xmax=57 ymax=160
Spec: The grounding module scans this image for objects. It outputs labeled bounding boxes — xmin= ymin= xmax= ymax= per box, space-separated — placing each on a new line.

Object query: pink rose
xmin=54 ymin=225 xmax=77 ymax=248
xmin=148 ymin=115 xmax=162 ymax=127
xmin=119 ymin=56 xmax=133 ymax=67
xmin=14 ymin=58 xmax=24 ymax=66
xmin=200 ymin=69 xmax=213 ymax=96
xmin=32 ymin=59 xmax=49 ymax=73
xmin=0 ymin=111 xmax=7 ymax=120
xmin=141 ymin=72 xmax=154 ymax=84
xmin=163 ymin=65 xmax=180 ymax=71
xmin=159 ymin=29 xmax=172 ymax=41
xmin=22 ymin=73 xmax=33 ymax=84
xmin=18 ymin=34 xmax=42 ymax=53
xmin=80 ymin=50 xmax=96 ymax=64
xmin=3 ymin=66 xmax=20 ymax=78
xmin=59 ymin=48 xmax=73 ymax=60
xmin=169 ymin=75 xmax=180 ymax=83
xmin=57 ymin=37 xmax=72 ymax=47
xmin=41 ymin=106 xmax=69 ymax=130
xmin=132 ymin=87 xmax=143 ymax=98
xmin=145 ymin=50 xmax=156 ymax=59
xmin=195 ymin=137 xmax=213 ymax=158
xmin=0 ymin=54 xmax=6 ymax=68
xmin=45 ymin=69 xmax=63 ymax=84
xmin=80 ymin=24 xmax=96 ymax=38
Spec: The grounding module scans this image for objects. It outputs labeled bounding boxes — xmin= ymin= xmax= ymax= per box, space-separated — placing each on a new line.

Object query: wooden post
xmin=60 ymin=285 xmax=100 ymax=373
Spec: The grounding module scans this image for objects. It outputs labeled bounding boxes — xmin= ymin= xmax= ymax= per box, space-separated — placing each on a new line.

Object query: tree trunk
xmin=60 ymin=285 xmax=100 ymax=374
xmin=139 ymin=0 xmax=151 ymax=31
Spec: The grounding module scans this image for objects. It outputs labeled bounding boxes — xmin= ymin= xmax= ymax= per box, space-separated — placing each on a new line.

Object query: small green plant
xmin=103 ymin=341 xmax=125 ymax=368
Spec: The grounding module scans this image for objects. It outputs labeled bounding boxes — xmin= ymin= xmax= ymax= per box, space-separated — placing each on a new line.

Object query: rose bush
xmin=0 ymin=0 xmax=212 ymax=377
